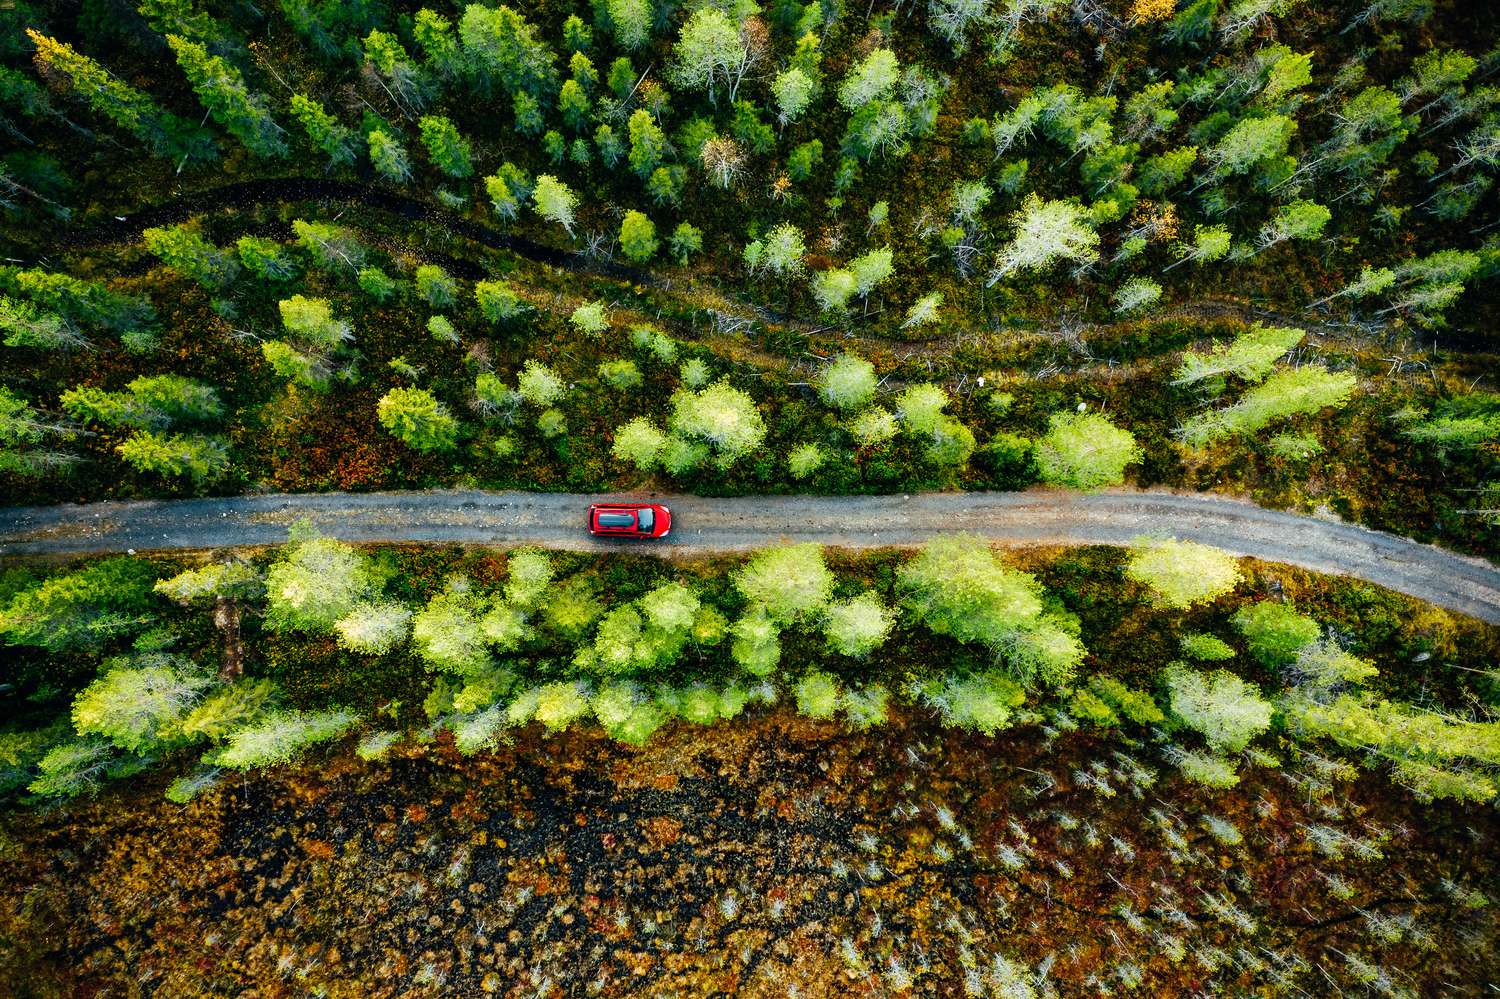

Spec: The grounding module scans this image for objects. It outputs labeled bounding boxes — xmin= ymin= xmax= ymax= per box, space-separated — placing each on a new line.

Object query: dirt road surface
xmin=2 ymin=488 xmax=1497 ymax=622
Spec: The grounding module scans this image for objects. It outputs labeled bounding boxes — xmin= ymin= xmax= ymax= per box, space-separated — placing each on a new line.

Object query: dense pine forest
xmin=1 ymin=0 xmax=1498 ymax=995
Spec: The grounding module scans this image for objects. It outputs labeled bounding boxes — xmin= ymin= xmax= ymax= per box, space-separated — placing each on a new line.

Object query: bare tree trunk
xmin=214 ymin=596 xmax=244 ymax=683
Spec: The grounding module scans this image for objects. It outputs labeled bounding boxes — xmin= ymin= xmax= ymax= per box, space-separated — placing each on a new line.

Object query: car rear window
xmin=597 ymin=512 xmax=635 ymax=528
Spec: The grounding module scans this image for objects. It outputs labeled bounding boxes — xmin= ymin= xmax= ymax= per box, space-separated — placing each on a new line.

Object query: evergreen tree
xmin=25 ymin=30 xmax=215 ymax=162
xmin=377 ymin=387 xmax=459 ymax=451
xmin=142 ymin=224 xmax=239 ymax=289
xmin=458 ymin=4 xmax=559 ymax=100
xmin=414 ymin=9 xmax=467 ymax=79
xmin=166 ymin=35 xmax=287 ymax=158
xmin=367 ymin=128 xmax=412 ymax=183
xmin=362 ymin=29 xmax=430 ymax=113
xmin=236 ymin=235 xmax=299 ymax=281
xmin=628 ymin=108 xmax=666 ymax=178
xmin=0 ymin=556 xmax=158 ymax=652
xmin=116 ymin=431 xmax=229 ymax=481
xmin=619 ymin=210 xmax=658 ymax=262
xmin=607 ymin=0 xmax=653 ymax=49
xmin=418 ymin=115 xmax=473 ymax=177
xmin=288 ymin=94 xmax=357 ymax=166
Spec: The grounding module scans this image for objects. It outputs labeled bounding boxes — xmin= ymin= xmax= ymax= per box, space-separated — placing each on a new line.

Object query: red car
xmin=587 ymin=502 xmax=672 ymax=539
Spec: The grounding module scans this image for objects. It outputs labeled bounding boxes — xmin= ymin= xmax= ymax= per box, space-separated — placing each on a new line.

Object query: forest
xmin=0 ymin=0 xmax=1498 ymax=994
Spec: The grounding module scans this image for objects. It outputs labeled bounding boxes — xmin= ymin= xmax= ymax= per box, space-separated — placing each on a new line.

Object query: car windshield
xmin=597 ymin=511 xmax=635 ymax=528
xmin=636 ymin=508 xmax=654 ymax=531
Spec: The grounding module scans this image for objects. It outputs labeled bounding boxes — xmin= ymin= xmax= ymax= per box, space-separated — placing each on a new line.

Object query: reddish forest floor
xmin=1 ymin=709 xmax=1496 ymax=997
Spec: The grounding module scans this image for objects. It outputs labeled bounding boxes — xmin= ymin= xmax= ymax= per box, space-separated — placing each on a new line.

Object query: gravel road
xmin=2 ymin=488 xmax=1497 ymax=623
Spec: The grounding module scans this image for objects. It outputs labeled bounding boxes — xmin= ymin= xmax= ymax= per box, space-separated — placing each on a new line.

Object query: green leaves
xmin=897 ymin=535 xmax=1084 ymax=687
xmin=1033 ymin=412 xmax=1141 ymax=490
xmin=1125 ymin=538 xmax=1242 ymax=610
xmin=0 ymin=557 xmax=158 ymax=652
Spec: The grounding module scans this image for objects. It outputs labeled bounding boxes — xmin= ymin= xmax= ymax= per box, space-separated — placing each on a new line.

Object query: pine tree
xmin=619 ymin=210 xmax=658 ymax=262
xmin=26 ymin=30 xmax=215 ymax=162
xmin=288 ymin=94 xmax=357 ymax=166
xmin=607 ymin=0 xmax=653 ymax=50
xmin=367 ymin=128 xmax=412 ymax=183
xmin=628 ymin=108 xmax=666 ymax=178
xmin=166 ymin=35 xmax=287 ymax=158
xmin=414 ymin=9 xmax=467 ymax=79
xmin=458 ymin=4 xmax=559 ymax=100
xmin=377 ymin=387 xmax=458 ymax=451
xmin=363 ymin=29 xmax=430 ymax=113
xmin=418 ymin=115 xmax=473 ymax=177
xmin=142 ymin=224 xmax=239 ymax=289
xmin=116 ymin=431 xmax=229 ymax=481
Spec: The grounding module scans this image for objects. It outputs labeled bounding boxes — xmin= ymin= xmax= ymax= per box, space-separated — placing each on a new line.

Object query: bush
xmin=841 ymin=685 xmax=890 ymax=730
xmin=787 ymin=443 xmax=825 ymax=479
xmin=818 ymin=354 xmax=877 ymax=411
xmin=1087 ymin=676 xmax=1165 ymax=725
xmin=570 ymin=299 xmax=609 ymax=335
xmin=532 ymin=681 xmax=592 ymax=732
xmin=795 ymin=671 xmax=841 ymax=718
xmin=356 ymin=730 xmax=401 ymax=761
xmin=377 ymin=387 xmax=459 ymax=451
xmin=1231 ymin=601 xmax=1320 ymax=666
xmin=1033 ymin=412 xmax=1141 ymax=490
xmin=735 ymin=544 xmax=834 ymax=624
xmin=849 ymin=407 xmax=899 ymax=446
xmin=475 ymin=279 xmax=524 ymax=322
xmin=1163 ymin=663 xmax=1272 ymax=753
xmin=1174 ymin=748 xmax=1240 ymax=789
xmin=592 ymin=681 xmax=666 ymax=744
xmin=517 ymin=360 xmax=566 ymax=406
xmin=28 ymin=740 xmax=121 ymax=798
xmin=598 ymin=359 xmax=642 ymax=389
xmin=1180 ymin=632 xmax=1235 ymax=661
xmin=0 ymin=557 xmax=158 ymax=652
xmin=895 ymin=383 xmax=949 ymax=434
xmin=1125 ymin=538 xmax=1241 ymax=610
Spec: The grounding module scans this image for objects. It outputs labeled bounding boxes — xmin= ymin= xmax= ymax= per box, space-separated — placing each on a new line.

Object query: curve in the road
xmin=2 ymin=488 xmax=1497 ymax=624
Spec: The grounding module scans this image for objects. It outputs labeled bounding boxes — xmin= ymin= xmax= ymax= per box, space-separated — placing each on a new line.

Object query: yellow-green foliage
xmin=1163 ymin=663 xmax=1272 ymax=753
xmin=1125 ymin=538 xmax=1241 ymax=609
